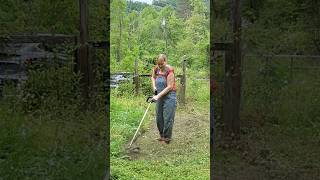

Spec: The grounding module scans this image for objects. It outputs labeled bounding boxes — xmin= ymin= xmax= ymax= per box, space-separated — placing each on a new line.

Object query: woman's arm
xmin=152 ymin=72 xmax=174 ymax=101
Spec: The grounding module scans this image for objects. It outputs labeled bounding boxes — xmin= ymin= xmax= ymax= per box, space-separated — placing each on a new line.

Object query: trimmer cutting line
xmin=128 ymin=91 xmax=157 ymax=150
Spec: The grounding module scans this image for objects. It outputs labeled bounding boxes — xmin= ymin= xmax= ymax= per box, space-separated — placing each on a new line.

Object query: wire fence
xmin=214 ymin=53 xmax=320 ymax=124
xmin=0 ymin=42 xmax=106 ymax=112
xmin=213 ymin=53 xmax=320 ymax=179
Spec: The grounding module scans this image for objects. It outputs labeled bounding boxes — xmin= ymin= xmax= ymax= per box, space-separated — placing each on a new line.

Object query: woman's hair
xmin=157 ymin=54 xmax=167 ymax=64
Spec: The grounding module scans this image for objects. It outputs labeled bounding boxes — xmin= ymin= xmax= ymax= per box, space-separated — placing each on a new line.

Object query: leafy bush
xmin=19 ymin=62 xmax=82 ymax=114
xmin=113 ymin=81 xmax=135 ymax=97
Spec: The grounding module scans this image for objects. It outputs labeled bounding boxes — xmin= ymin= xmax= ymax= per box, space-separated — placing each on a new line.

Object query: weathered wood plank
xmin=245 ymin=54 xmax=320 ymax=59
xmin=212 ymin=42 xmax=233 ymax=51
xmin=89 ymin=41 xmax=108 ymax=49
xmin=78 ymin=0 xmax=90 ymax=102
xmin=134 ymin=58 xmax=139 ymax=94
xmin=223 ymin=50 xmax=233 ymax=135
xmin=0 ymin=33 xmax=76 ymax=44
xmin=179 ymin=56 xmax=187 ymax=104
xmin=231 ymin=0 xmax=241 ymax=137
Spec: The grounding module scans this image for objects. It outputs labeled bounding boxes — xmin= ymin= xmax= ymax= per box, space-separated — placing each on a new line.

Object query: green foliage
xmin=111 ymin=157 xmax=209 ymax=180
xmin=114 ymin=81 xmax=135 ymax=97
xmin=212 ymin=1 xmax=320 ymax=177
xmin=0 ymin=59 xmax=107 ymax=179
xmin=0 ymin=60 xmax=106 ymax=179
xmin=212 ymin=0 xmax=320 ymax=54
xmin=176 ymin=0 xmax=192 ymax=19
xmin=186 ymin=78 xmax=210 ymax=113
xmin=110 ymin=93 xmax=153 ymax=157
xmin=126 ymin=1 xmax=150 ymax=13
xmin=0 ymin=104 xmax=106 ymax=179
xmin=153 ymin=0 xmax=177 ymax=8
xmin=0 ymin=0 xmax=106 ymax=37
xmin=111 ymin=0 xmax=209 ymax=73
xmin=20 ymin=63 xmax=82 ymax=113
xmin=0 ymin=1 xmax=107 ymax=179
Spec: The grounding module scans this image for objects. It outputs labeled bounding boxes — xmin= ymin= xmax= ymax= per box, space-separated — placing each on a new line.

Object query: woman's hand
xmin=153 ymin=87 xmax=157 ymax=94
xmin=152 ymin=95 xmax=159 ymax=101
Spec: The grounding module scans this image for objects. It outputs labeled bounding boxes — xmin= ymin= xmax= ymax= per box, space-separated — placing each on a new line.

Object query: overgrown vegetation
xmin=0 ymin=0 xmax=107 ymax=179
xmin=213 ymin=0 xmax=320 ymax=55
xmin=213 ymin=0 xmax=320 ymax=178
xmin=111 ymin=0 xmax=209 ymax=73
xmin=0 ymin=61 xmax=106 ymax=179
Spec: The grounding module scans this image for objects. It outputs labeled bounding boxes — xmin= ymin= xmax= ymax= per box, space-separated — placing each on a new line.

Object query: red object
xmin=211 ymin=79 xmax=217 ymax=94
xmin=153 ymin=65 xmax=177 ymax=91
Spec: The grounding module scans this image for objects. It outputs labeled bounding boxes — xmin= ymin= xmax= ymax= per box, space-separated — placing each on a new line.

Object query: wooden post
xmin=134 ymin=58 xmax=139 ymax=94
xmin=74 ymin=36 xmax=79 ymax=73
xmin=78 ymin=0 xmax=90 ymax=102
xmin=223 ymin=50 xmax=233 ymax=135
xmin=213 ymin=42 xmax=238 ymax=137
xmin=179 ymin=56 xmax=187 ymax=104
xmin=290 ymin=57 xmax=293 ymax=81
xmin=231 ymin=0 xmax=241 ymax=137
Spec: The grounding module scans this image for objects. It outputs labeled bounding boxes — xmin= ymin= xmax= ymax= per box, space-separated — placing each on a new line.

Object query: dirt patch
xmin=127 ymin=107 xmax=210 ymax=161
xmin=213 ymin=123 xmax=320 ymax=179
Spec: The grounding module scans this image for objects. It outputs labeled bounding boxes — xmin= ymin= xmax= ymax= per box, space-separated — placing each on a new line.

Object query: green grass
xmin=0 ymin=103 xmax=106 ymax=179
xmin=112 ymin=153 xmax=209 ymax=180
xmin=214 ymin=56 xmax=320 ymax=178
xmin=110 ymin=91 xmax=154 ymax=157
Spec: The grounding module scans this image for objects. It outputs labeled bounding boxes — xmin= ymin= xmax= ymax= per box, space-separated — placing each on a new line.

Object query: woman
xmin=151 ymin=54 xmax=177 ymax=144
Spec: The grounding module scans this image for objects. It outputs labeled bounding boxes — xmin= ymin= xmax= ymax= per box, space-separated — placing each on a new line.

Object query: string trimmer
xmin=128 ymin=91 xmax=157 ymax=150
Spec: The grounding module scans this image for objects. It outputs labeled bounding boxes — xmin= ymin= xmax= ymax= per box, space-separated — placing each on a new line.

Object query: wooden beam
xmin=213 ymin=42 xmax=233 ymax=51
xmin=179 ymin=56 xmax=187 ymax=104
xmin=89 ymin=41 xmax=108 ymax=49
xmin=138 ymin=74 xmax=183 ymax=78
xmin=210 ymin=0 xmax=215 ymax=177
xmin=0 ymin=33 xmax=76 ymax=44
xmin=79 ymin=0 xmax=89 ymax=45
xmin=223 ymin=50 xmax=233 ymax=135
xmin=246 ymin=54 xmax=320 ymax=59
xmin=231 ymin=0 xmax=241 ymax=136
xmin=78 ymin=0 xmax=90 ymax=102
xmin=134 ymin=58 xmax=139 ymax=94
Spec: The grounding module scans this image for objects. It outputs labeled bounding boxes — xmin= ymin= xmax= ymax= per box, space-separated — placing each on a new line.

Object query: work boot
xmin=157 ymin=137 xmax=165 ymax=141
xmin=164 ymin=138 xmax=171 ymax=144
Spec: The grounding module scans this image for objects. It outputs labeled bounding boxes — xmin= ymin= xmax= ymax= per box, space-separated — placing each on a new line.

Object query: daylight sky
xmin=132 ymin=0 xmax=153 ymax=4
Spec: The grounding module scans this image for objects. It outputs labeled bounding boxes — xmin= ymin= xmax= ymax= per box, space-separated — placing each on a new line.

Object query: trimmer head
xmin=126 ymin=144 xmax=140 ymax=153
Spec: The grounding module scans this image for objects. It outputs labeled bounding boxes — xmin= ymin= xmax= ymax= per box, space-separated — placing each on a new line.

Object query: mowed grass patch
xmin=111 ymin=151 xmax=209 ymax=180
xmin=110 ymin=91 xmax=155 ymax=157
xmin=0 ymin=104 xmax=106 ymax=179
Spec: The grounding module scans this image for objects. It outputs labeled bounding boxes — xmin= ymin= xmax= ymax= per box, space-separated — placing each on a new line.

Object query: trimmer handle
xmin=146 ymin=96 xmax=156 ymax=103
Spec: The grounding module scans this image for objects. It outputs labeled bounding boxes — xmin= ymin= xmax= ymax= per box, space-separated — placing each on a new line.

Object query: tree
xmin=176 ymin=0 xmax=192 ymax=19
xmin=111 ymin=0 xmax=127 ymax=62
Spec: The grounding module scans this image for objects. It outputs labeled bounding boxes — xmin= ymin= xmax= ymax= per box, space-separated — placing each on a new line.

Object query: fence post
xmin=223 ymin=50 xmax=233 ymax=136
xmin=179 ymin=56 xmax=187 ymax=104
xmin=290 ymin=57 xmax=293 ymax=81
xmin=134 ymin=58 xmax=139 ymax=94
xmin=231 ymin=0 xmax=241 ymax=138
xmin=78 ymin=0 xmax=91 ymax=106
